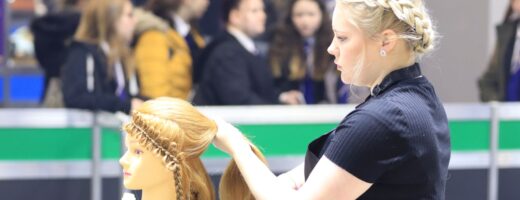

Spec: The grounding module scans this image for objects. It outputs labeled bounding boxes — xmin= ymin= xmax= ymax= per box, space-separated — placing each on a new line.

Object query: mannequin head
xmin=120 ymin=97 xmax=265 ymax=200
xmin=120 ymin=133 xmax=175 ymax=191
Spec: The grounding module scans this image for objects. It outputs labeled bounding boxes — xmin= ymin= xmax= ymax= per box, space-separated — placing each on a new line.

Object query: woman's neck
xmin=368 ymin=59 xmax=415 ymax=93
xmin=368 ymin=69 xmax=391 ymax=94
xmin=141 ymin=182 xmax=177 ymax=200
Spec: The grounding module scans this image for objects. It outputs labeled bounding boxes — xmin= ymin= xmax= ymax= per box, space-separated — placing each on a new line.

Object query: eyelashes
xmin=336 ymin=36 xmax=348 ymax=42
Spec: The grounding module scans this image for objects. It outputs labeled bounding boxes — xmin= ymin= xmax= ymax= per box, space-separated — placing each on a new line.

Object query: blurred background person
xmin=197 ymin=0 xmax=277 ymax=44
xmin=177 ymin=0 xmax=210 ymax=90
xmin=479 ymin=0 xmax=520 ymax=101
xmin=193 ymin=0 xmax=278 ymax=105
xmin=193 ymin=0 xmax=278 ymax=86
xmin=269 ymin=0 xmax=346 ymax=105
xmin=30 ymin=0 xmax=85 ymax=107
xmin=61 ymin=0 xmax=144 ymax=114
xmin=132 ymin=0 xmax=147 ymax=7
xmin=133 ymin=0 xmax=209 ymax=100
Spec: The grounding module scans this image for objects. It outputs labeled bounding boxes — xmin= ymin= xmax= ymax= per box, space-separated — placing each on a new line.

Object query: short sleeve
xmin=324 ymin=111 xmax=408 ymax=183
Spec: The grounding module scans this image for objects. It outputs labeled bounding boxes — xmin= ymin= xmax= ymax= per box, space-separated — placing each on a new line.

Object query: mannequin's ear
xmin=380 ymin=29 xmax=398 ymax=52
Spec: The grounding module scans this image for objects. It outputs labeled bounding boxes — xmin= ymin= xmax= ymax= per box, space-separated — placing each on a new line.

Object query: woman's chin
xmin=340 ymin=76 xmax=352 ymax=85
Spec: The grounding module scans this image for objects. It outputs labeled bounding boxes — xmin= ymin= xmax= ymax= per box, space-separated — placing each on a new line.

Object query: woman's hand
xmin=212 ymin=119 xmax=250 ymax=155
xmin=130 ymin=98 xmax=144 ymax=111
xmin=279 ymin=90 xmax=305 ymax=105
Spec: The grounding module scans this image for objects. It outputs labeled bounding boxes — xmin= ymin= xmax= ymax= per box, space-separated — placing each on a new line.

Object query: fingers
xmin=280 ymin=90 xmax=305 ymax=105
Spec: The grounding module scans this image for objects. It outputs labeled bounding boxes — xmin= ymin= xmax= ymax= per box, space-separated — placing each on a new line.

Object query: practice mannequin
xmin=119 ymin=97 xmax=266 ymax=200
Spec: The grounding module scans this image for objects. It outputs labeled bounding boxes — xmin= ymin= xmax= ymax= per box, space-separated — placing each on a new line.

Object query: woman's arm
xmin=213 ymin=120 xmax=372 ymax=200
xmin=276 ymin=163 xmax=304 ymax=190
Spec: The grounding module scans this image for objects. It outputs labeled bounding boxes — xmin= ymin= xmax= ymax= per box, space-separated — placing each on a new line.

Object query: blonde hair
xmin=75 ymin=0 xmax=135 ymax=78
xmin=339 ymin=0 xmax=436 ymax=56
xmin=123 ymin=97 xmax=266 ymax=200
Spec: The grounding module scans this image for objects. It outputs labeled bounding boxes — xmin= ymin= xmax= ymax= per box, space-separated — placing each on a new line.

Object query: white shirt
xmin=227 ymin=26 xmax=257 ymax=54
xmin=173 ymin=14 xmax=191 ymax=38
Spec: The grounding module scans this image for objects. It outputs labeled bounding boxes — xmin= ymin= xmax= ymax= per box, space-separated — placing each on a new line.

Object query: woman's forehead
xmin=332 ymin=12 xmax=355 ymax=34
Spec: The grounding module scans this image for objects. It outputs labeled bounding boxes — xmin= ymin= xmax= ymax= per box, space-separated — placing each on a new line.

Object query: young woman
xmin=62 ymin=0 xmax=143 ymax=113
xmin=269 ymin=0 xmax=340 ymax=104
xmin=214 ymin=0 xmax=451 ymax=199
xmin=479 ymin=0 xmax=520 ymax=101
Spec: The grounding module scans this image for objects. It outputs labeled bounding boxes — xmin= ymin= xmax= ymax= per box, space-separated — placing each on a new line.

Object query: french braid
xmin=125 ymin=122 xmax=188 ymax=200
xmin=344 ymin=0 xmax=435 ymax=53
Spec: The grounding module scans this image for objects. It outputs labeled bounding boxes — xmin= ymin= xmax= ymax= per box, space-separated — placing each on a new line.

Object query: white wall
xmin=420 ymin=0 xmax=510 ymax=102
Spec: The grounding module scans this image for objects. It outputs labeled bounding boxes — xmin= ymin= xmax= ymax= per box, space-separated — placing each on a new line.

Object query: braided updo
xmin=339 ymin=0 xmax=436 ymax=56
xmin=122 ymin=97 xmax=267 ymax=200
xmin=123 ymin=97 xmax=218 ymax=200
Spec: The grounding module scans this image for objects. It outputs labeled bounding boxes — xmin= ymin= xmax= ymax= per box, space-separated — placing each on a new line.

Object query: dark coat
xmin=30 ymin=11 xmax=81 ymax=99
xmin=193 ymin=32 xmax=278 ymax=105
xmin=479 ymin=21 xmax=517 ymax=101
xmin=61 ymin=41 xmax=141 ymax=113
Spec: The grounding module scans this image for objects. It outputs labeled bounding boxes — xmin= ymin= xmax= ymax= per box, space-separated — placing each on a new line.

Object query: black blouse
xmin=304 ymin=63 xmax=451 ymax=200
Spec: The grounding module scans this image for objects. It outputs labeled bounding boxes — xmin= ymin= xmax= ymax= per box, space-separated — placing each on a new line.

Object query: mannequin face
xmin=119 ymin=133 xmax=174 ymax=190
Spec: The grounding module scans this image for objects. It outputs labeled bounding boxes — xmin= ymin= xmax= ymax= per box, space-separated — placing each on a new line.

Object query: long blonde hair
xmin=123 ymin=97 xmax=266 ymax=200
xmin=74 ymin=0 xmax=135 ymax=79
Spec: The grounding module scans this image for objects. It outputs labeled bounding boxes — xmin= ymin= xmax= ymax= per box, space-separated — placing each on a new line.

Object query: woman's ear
xmin=380 ymin=29 xmax=398 ymax=52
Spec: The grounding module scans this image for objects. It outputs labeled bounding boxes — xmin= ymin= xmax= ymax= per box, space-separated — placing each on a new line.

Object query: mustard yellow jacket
xmin=133 ymin=9 xmax=204 ymax=99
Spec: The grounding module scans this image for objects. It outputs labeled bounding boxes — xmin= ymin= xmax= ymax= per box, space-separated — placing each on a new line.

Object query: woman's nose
xmin=327 ymin=42 xmax=336 ymax=56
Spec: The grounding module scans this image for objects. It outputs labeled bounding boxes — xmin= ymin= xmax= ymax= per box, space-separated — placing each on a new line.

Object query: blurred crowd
xmin=29 ymin=0 xmax=358 ymax=114
xmin=25 ymin=0 xmax=520 ymax=114
xmin=479 ymin=0 xmax=520 ymax=102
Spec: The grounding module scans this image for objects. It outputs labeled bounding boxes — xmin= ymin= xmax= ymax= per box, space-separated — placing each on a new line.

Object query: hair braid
xmin=122 ymin=97 xmax=267 ymax=200
xmin=127 ymin=122 xmax=188 ymax=200
xmin=384 ymin=0 xmax=432 ymax=53
xmin=173 ymin=164 xmax=185 ymax=200
xmin=347 ymin=0 xmax=434 ymax=53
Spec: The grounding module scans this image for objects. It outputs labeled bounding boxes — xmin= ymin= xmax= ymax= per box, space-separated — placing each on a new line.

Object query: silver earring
xmin=380 ymin=49 xmax=387 ymax=57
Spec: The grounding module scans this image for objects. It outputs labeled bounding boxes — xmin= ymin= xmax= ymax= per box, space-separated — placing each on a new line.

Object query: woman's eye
xmin=336 ymin=36 xmax=347 ymax=42
xmin=134 ymin=149 xmax=143 ymax=155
